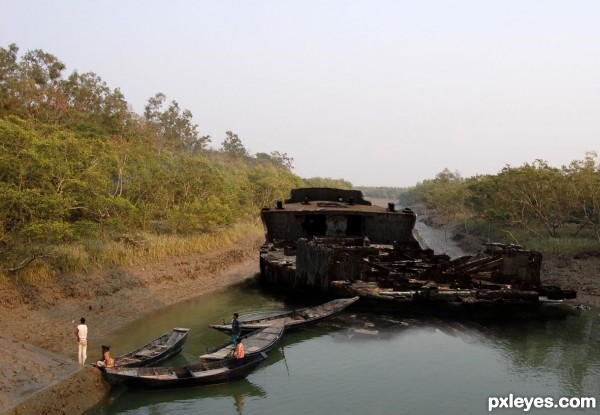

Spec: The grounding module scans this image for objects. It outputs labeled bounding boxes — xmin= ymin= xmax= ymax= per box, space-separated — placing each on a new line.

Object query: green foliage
xmin=4 ymin=42 xmax=600 ymax=275
xmin=20 ymin=221 xmax=75 ymax=243
xmin=247 ymin=164 xmax=303 ymax=209
xmin=63 ymin=71 xmax=130 ymax=135
xmin=144 ymin=92 xmax=210 ymax=152
xmin=254 ymin=151 xmax=294 ymax=171
xmin=0 ymin=44 xmax=308 ymax=275
xmin=412 ymin=156 xmax=600 ymax=252
xmin=302 ymin=177 xmax=353 ymax=189
xmin=356 ymin=186 xmax=408 ymax=201
xmin=408 ymin=168 xmax=470 ymax=227
xmin=167 ymin=196 xmax=231 ymax=233
xmin=220 ymin=130 xmax=247 ymax=157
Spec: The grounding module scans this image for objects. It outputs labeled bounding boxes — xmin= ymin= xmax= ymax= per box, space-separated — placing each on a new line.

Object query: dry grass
xmin=1 ymin=223 xmax=264 ymax=284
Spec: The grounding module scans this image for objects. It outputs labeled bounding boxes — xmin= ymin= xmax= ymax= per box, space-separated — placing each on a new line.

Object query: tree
xmin=563 ymin=152 xmax=600 ymax=240
xmin=246 ymin=164 xmax=302 ymax=211
xmin=220 ymin=130 xmax=247 ymax=157
xmin=0 ymin=45 xmax=68 ymax=123
xmin=302 ymin=177 xmax=353 ymax=189
xmin=0 ymin=116 xmax=135 ymax=243
xmin=20 ymin=48 xmax=69 ymax=124
xmin=0 ymin=44 xmax=20 ymax=117
xmin=63 ymin=71 xmax=131 ymax=135
xmin=465 ymin=174 xmax=508 ymax=222
xmin=421 ymin=168 xmax=470 ymax=240
xmin=144 ymin=92 xmax=210 ymax=153
xmin=254 ymin=151 xmax=294 ymax=171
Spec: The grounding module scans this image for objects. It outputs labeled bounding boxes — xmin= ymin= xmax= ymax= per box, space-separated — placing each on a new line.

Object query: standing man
xmin=231 ymin=313 xmax=241 ymax=346
xmin=76 ymin=317 xmax=88 ymax=365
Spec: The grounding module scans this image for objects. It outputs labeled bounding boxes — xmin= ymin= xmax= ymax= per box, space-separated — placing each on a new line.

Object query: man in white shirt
xmin=76 ymin=317 xmax=88 ymax=365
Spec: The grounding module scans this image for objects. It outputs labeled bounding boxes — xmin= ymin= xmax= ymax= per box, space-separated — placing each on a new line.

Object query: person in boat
xmin=96 ymin=345 xmax=115 ymax=368
xmin=233 ymin=338 xmax=245 ymax=365
xmin=231 ymin=313 xmax=241 ymax=346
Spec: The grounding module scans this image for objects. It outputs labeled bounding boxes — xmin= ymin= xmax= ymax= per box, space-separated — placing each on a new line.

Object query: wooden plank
xmin=191 ymin=367 xmax=228 ymax=378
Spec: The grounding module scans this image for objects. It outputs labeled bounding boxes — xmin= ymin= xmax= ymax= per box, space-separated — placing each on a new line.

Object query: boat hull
xmin=209 ymin=297 xmax=359 ymax=334
xmin=104 ymin=353 xmax=267 ymax=389
xmin=200 ymin=322 xmax=285 ymax=362
xmin=113 ymin=327 xmax=190 ymax=367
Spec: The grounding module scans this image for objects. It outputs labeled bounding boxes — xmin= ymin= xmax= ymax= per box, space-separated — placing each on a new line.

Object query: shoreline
xmin=0 ymin=234 xmax=264 ymax=415
xmin=2 ymin=224 xmax=599 ymax=414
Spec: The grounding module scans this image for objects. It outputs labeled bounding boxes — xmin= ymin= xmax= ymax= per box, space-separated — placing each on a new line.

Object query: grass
xmin=1 ymin=222 xmax=264 ymax=282
xmin=463 ymin=219 xmax=600 ymax=256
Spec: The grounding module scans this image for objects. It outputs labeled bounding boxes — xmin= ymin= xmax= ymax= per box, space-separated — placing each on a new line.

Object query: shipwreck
xmin=259 ymin=187 xmax=576 ymax=317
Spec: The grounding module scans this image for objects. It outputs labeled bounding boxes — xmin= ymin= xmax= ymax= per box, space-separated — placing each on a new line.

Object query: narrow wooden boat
xmin=209 ymin=296 xmax=360 ymax=334
xmin=113 ymin=327 xmax=190 ymax=367
xmin=200 ymin=322 xmax=285 ymax=362
xmin=103 ymin=352 xmax=267 ymax=389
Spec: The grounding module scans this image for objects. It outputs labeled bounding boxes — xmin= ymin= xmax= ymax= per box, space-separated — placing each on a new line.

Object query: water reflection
xmin=327 ymin=309 xmax=600 ymax=399
xmin=474 ymin=310 xmax=600 ymax=397
xmin=92 ymin=379 xmax=266 ymax=414
xmin=87 ymin=280 xmax=600 ymax=415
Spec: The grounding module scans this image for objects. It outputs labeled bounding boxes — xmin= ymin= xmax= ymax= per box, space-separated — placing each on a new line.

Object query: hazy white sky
xmin=2 ymin=1 xmax=599 ymax=187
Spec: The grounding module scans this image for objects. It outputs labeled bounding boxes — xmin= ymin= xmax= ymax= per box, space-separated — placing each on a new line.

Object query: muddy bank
xmin=2 ymin=366 xmax=108 ymax=415
xmin=0 ymin=233 xmax=264 ymax=415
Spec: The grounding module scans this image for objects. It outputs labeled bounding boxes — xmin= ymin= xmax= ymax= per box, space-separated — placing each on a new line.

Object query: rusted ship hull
xmin=259 ymin=188 xmax=576 ymax=318
xmin=329 ymin=281 xmax=574 ymax=319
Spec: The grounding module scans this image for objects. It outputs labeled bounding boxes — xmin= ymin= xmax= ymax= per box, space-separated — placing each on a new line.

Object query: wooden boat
xmin=209 ymin=296 xmax=360 ymax=334
xmin=103 ymin=352 xmax=267 ymax=389
xmin=112 ymin=327 xmax=190 ymax=367
xmin=200 ymin=322 xmax=285 ymax=362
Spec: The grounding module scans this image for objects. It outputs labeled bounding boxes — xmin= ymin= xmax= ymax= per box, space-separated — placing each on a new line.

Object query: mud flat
xmin=0 ymin=234 xmax=263 ymax=415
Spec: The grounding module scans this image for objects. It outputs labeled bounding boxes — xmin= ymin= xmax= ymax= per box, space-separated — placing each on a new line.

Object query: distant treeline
xmin=402 ymin=163 xmax=600 ymax=250
xmin=357 ymin=165 xmax=600 ymax=250
xmin=356 ymin=186 xmax=409 ymax=201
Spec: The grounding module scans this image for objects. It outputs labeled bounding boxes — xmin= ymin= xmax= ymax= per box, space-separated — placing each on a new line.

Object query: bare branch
xmin=3 ymin=252 xmax=53 ymax=274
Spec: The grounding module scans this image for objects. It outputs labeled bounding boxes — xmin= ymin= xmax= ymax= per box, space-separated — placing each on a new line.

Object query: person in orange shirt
xmin=233 ymin=338 xmax=245 ymax=365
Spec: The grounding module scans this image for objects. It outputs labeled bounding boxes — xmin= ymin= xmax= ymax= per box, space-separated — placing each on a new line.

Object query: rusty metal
xmin=259 ymin=188 xmax=577 ymax=314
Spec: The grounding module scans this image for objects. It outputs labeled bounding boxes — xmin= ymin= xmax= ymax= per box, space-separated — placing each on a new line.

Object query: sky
xmin=1 ymin=1 xmax=599 ymax=187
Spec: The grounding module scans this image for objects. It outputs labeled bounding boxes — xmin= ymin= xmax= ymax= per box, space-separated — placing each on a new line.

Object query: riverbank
xmin=2 ymin=222 xmax=599 ymax=415
xmin=0 ymin=232 xmax=264 ymax=415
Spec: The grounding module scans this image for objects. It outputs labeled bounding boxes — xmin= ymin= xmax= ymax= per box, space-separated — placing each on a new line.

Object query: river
xmin=85 ymin=222 xmax=600 ymax=415
xmin=85 ymin=279 xmax=599 ymax=415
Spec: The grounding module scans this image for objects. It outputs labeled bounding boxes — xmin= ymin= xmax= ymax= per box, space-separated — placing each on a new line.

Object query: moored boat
xmin=103 ymin=352 xmax=267 ymax=389
xmin=200 ymin=322 xmax=285 ymax=362
xmin=209 ymin=296 xmax=360 ymax=334
xmin=112 ymin=327 xmax=190 ymax=367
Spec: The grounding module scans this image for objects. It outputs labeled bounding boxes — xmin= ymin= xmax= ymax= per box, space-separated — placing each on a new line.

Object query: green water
xmin=86 ymin=279 xmax=599 ymax=415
